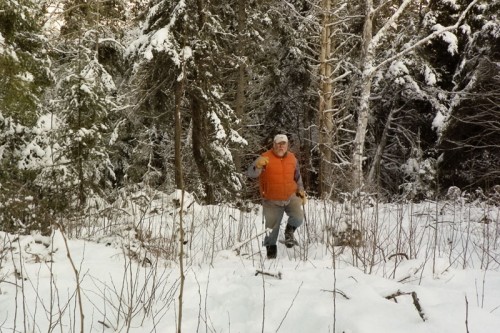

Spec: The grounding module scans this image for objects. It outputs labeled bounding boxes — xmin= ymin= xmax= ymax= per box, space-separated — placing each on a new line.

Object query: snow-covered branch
xmin=371 ymin=0 xmax=413 ymax=48
xmin=374 ymin=0 xmax=480 ymax=73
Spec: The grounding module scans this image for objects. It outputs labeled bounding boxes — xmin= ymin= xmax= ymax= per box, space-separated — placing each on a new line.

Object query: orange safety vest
xmin=259 ymin=150 xmax=298 ymax=200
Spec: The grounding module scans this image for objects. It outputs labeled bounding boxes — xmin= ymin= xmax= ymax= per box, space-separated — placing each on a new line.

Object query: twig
xmin=321 ymin=289 xmax=350 ymax=300
xmin=385 ymin=290 xmax=426 ymax=322
xmin=260 ymin=265 xmax=266 ymax=333
xmin=255 ymin=270 xmax=282 ymax=280
xmin=232 ymin=229 xmax=268 ymax=253
xmin=276 ymin=281 xmax=303 ymax=332
xmin=465 ymin=295 xmax=470 ymax=333
xmin=57 ymin=224 xmax=85 ymax=333
xmin=410 ymin=291 xmax=426 ymax=322
xmin=388 ymin=252 xmax=409 ymax=260
xmin=0 ymin=280 xmax=20 ymax=287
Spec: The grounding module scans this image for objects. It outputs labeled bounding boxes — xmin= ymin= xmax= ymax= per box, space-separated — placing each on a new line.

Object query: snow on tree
xmin=38 ymin=0 xmax=123 ymax=211
xmin=430 ymin=0 xmax=500 ymax=189
xmin=126 ymin=0 xmax=247 ymax=203
xmin=0 ymin=0 xmax=53 ymax=233
xmin=352 ymin=0 xmax=480 ymax=192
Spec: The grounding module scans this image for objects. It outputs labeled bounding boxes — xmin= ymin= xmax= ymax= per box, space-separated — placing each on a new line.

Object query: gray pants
xmin=262 ymin=195 xmax=304 ymax=246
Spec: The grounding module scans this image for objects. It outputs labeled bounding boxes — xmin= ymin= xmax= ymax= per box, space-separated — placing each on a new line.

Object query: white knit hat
xmin=274 ymin=134 xmax=288 ymax=143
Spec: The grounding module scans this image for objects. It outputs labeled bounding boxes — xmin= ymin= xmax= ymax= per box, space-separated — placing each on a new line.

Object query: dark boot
xmin=266 ymin=245 xmax=277 ymax=259
xmin=284 ymin=225 xmax=297 ymax=248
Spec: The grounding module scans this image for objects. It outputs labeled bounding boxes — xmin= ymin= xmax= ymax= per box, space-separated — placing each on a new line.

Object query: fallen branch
xmin=232 ymin=229 xmax=268 ymax=254
xmin=255 ymin=270 xmax=282 ymax=280
xmin=385 ymin=290 xmax=426 ymax=322
xmin=410 ymin=291 xmax=426 ymax=322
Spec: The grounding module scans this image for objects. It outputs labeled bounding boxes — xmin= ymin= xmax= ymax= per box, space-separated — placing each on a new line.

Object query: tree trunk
xmin=318 ymin=0 xmax=333 ymax=198
xmin=367 ymin=106 xmax=398 ymax=184
xmin=353 ymin=0 xmax=415 ymax=190
xmin=174 ymin=79 xmax=184 ymax=190
xmin=352 ymin=0 xmax=374 ymax=191
xmin=191 ymin=96 xmax=214 ymax=203
xmin=233 ymin=0 xmax=247 ymax=172
xmin=174 ymin=17 xmax=187 ymax=191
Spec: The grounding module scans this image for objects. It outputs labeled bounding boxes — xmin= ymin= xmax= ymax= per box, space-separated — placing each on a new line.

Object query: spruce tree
xmin=0 ymin=0 xmax=52 ymax=233
xmin=431 ymin=0 xmax=500 ymax=190
xmin=127 ymin=0 xmax=247 ymax=203
xmin=41 ymin=0 xmax=124 ymax=211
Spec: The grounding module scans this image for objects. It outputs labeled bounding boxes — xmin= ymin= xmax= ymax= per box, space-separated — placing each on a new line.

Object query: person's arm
xmin=247 ymin=159 xmax=263 ymax=178
xmin=294 ymin=160 xmax=304 ymax=191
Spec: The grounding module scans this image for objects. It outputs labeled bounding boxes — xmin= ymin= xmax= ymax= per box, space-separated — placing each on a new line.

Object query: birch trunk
xmin=175 ymin=29 xmax=187 ymax=189
xmin=352 ymin=0 xmax=374 ymax=191
xmin=174 ymin=79 xmax=184 ymax=190
xmin=353 ymin=0 xmax=415 ymax=190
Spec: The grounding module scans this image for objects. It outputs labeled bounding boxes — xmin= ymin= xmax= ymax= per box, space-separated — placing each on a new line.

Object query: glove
xmin=255 ymin=156 xmax=269 ymax=169
xmin=297 ymin=190 xmax=307 ymax=205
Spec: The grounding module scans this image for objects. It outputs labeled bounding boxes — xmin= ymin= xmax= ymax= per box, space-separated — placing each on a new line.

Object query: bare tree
xmin=352 ymin=0 xmax=479 ymax=190
xmin=318 ymin=0 xmax=334 ymax=197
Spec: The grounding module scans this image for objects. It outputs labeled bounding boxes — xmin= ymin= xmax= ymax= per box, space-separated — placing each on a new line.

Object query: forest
xmin=1 ymin=0 xmax=499 ymax=234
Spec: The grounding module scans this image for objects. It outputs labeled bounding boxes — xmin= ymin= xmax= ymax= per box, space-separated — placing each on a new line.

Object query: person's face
xmin=273 ymin=141 xmax=288 ymax=157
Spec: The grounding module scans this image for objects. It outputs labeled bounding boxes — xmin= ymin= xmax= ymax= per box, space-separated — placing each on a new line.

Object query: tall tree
xmin=315 ymin=0 xmax=360 ymax=198
xmin=241 ymin=0 xmax=319 ymax=198
xmin=352 ymin=0 xmax=480 ymax=191
xmin=0 ymin=0 xmax=53 ymax=233
xmin=41 ymin=0 xmax=124 ymax=209
xmin=318 ymin=0 xmax=334 ymax=197
xmin=432 ymin=0 xmax=500 ymax=190
xmin=0 ymin=0 xmax=51 ymax=122
xmin=127 ymin=0 xmax=246 ymax=203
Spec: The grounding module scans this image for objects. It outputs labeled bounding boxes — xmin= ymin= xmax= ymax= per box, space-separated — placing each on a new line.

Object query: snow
xmin=1 ymin=192 xmax=499 ymax=333
xmin=460 ymin=23 xmax=472 ymax=36
xmin=16 ymin=71 xmax=34 ymax=83
xmin=109 ymin=119 xmax=125 ymax=145
xmin=230 ymin=128 xmax=248 ymax=146
xmin=401 ymin=157 xmax=420 ymax=175
xmin=432 ymin=110 xmax=446 ymax=132
xmin=0 ymin=32 xmax=4 ymax=54
xmin=432 ymin=24 xmax=458 ymax=55
xmin=127 ymin=0 xmax=187 ymax=64
xmin=441 ymin=0 xmax=459 ymax=10
xmin=483 ymin=21 xmax=500 ymax=38
xmin=423 ymin=66 xmax=436 ymax=86
xmin=388 ymin=60 xmax=409 ymax=78
xmin=37 ymin=114 xmax=59 ymax=131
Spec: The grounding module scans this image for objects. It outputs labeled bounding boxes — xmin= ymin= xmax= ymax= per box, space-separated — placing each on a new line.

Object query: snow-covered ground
xmin=1 ymin=190 xmax=499 ymax=332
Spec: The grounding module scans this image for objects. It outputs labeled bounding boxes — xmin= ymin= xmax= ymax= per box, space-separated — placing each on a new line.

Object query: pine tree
xmin=40 ymin=0 xmax=124 ymax=211
xmin=0 ymin=0 xmax=51 ymax=122
xmin=431 ymin=0 xmax=500 ymax=190
xmin=127 ymin=0 xmax=247 ymax=203
xmin=239 ymin=0 xmax=319 ymax=197
xmin=0 ymin=0 xmax=53 ymax=233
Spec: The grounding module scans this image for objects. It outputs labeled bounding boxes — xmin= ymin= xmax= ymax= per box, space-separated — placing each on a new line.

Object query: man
xmin=247 ymin=134 xmax=306 ymax=259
